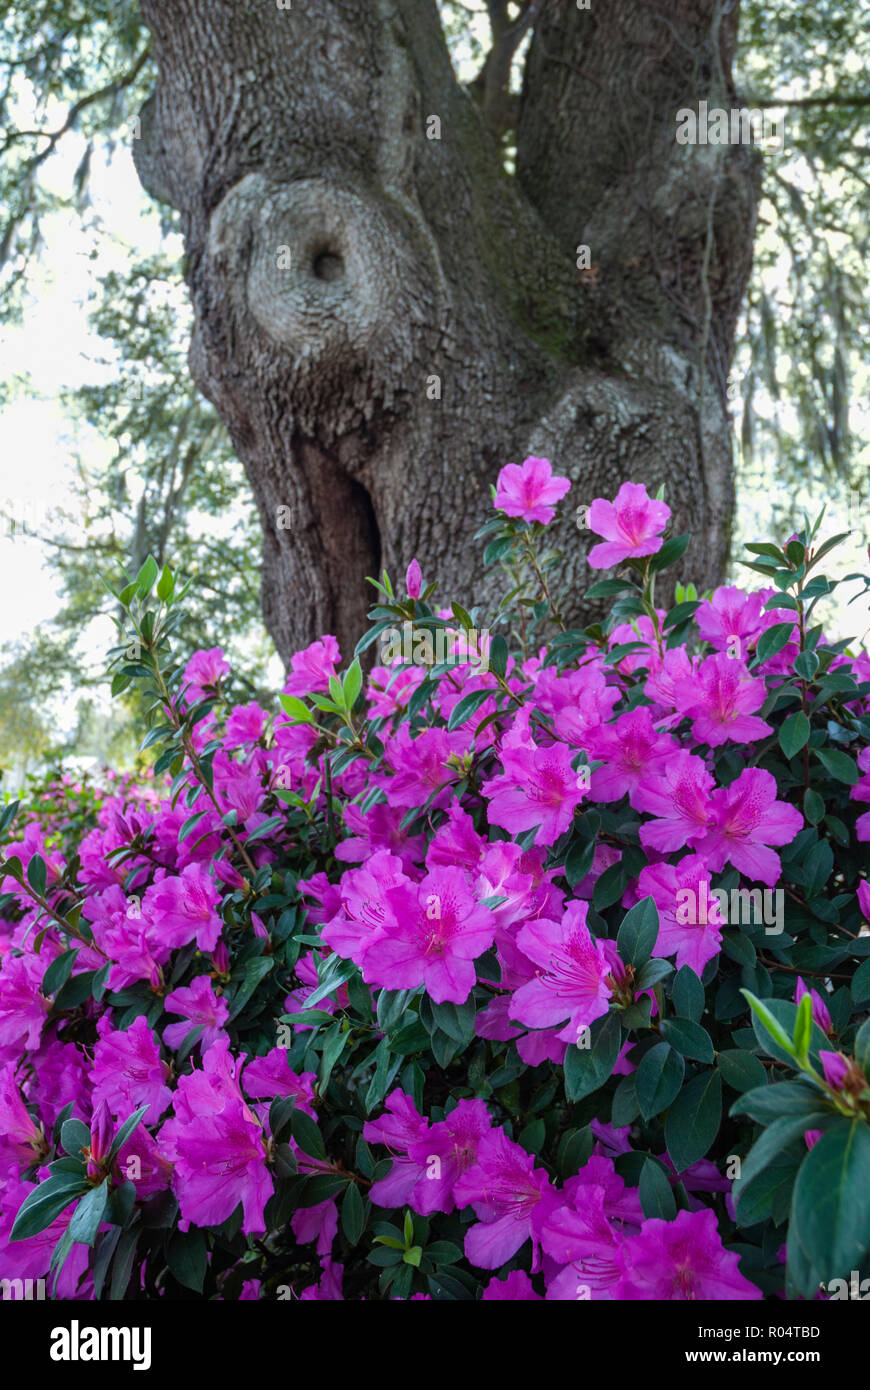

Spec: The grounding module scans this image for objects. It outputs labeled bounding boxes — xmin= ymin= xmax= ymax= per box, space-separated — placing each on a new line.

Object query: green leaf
xmin=791 ymin=1120 xmax=870 ymax=1283
xmin=648 ymin=534 xmax=690 ymax=573
xmin=305 ymin=956 xmax=357 ymax=1009
xmin=793 ymin=991 xmax=813 ymax=1061
xmin=717 ymin=1050 xmax=768 ymax=1095
xmin=68 ymin=1180 xmax=109 ymax=1247
xmin=156 ymin=564 xmax=174 ymax=602
xmin=135 ymin=554 xmax=159 ymax=598
xmin=741 ymin=990 xmax=797 ymax=1062
xmin=341 ymin=1181 xmax=366 ymax=1246
xmin=731 ymin=1080 xmax=828 ymax=1124
xmin=343 ymin=659 xmax=363 ymax=709
xmin=564 ymin=1012 xmax=622 ymax=1101
xmin=43 ymin=949 xmax=77 ymax=996
xmin=671 ymin=966 xmax=705 ymax=1023
xmin=60 ymin=1118 xmax=91 ymax=1160
xmin=167 ymin=1227 xmax=207 ymax=1293
xmin=813 ymin=747 xmax=859 ymax=786
xmin=447 ymin=688 xmax=491 ymax=731
xmin=291 ymin=1110 xmax=327 ymax=1161
xmin=279 ymin=693 xmax=315 ymax=724
xmin=616 ymin=896 xmax=659 ymax=969
xmin=488 ymin=634 xmax=508 ymax=680
xmin=635 ymin=1043 xmax=684 ymax=1120
xmin=779 ymin=711 xmax=810 ymax=760
xmin=638 ymin=1158 xmax=677 ymax=1221
xmin=665 ymin=1069 xmax=722 ymax=1173
xmin=26 ymin=853 xmax=47 ymax=897
xmin=660 ymin=1018 xmax=715 ymax=1064
xmin=755 ymin=622 xmax=795 ymax=666
xmin=10 ymin=1176 xmax=90 ymax=1241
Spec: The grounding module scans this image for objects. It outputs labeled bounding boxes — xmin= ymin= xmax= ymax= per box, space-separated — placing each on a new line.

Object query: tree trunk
xmin=134 ymin=0 xmax=759 ymax=667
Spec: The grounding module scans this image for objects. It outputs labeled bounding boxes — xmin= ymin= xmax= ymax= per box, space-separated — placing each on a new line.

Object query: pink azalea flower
xmin=794 ymin=978 xmax=831 ymax=1034
xmin=363 ymin=1090 xmax=432 ymax=1208
xmin=586 ymin=706 xmax=677 ymax=808
xmin=223 ymin=702 xmax=268 ymax=749
xmin=405 ymin=558 xmax=422 ymax=599
xmin=674 ymin=652 xmax=772 ymax=746
xmin=321 ymin=851 xmax=411 ymax=967
xmin=634 ymin=749 xmax=716 ymax=852
xmin=242 ymin=1051 xmax=317 ymax=1115
xmin=0 ymin=953 xmax=50 ymax=1055
xmin=406 ymin=1098 xmax=493 ymax=1214
xmin=92 ymin=1015 xmax=172 ymax=1125
xmin=333 ymin=802 xmax=425 ymax=873
xmin=587 ymin=481 xmax=670 ymax=568
xmin=163 ymin=975 xmax=230 ymax=1052
xmin=493 ymin=456 xmax=571 ymax=525
xmin=695 ymin=586 xmax=766 ymax=656
xmin=181 ymin=647 xmax=231 ymax=705
xmin=510 ymin=901 xmax=614 ymax=1042
xmin=379 ymin=725 xmax=465 ymax=810
xmin=637 ymin=857 xmax=725 ymax=975
xmin=170 ymin=1097 xmax=272 ymax=1235
xmin=482 ymin=1270 xmax=543 ymax=1300
xmin=0 ymin=1063 xmax=46 ymax=1168
xmin=361 ymin=868 xmax=495 ymax=1004
xmin=858 ymin=880 xmax=870 ymax=920
xmin=282 ymin=635 xmax=340 ymax=699
xmin=614 ymin=1208 xmax=761 ymax=1299
xmin=481 ymin=730 xmax=587 ymax=846
xmin=144 ymin=862 xmax=223 ymax=952
xmin=696 ymin=768 xmax=803 ymax=887
xmin=453 ymin=1129 xmax=556 ymax=1269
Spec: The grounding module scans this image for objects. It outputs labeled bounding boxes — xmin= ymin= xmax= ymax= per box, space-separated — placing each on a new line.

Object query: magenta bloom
xmin=587 ymin=482 xmax=670 ymax=568
xmin=637 ymin=858 xmax=724 ymax=975
xmin=697 ymin=768 xmax=803 ymax=887
xmin=405 ymin=558 xmax=422 ymax=599
xmin=92 ymin=1015 xmax=172 ymax=1125
xmin=363 ymin=1090 xmax=431 ymax=1208
xmin=695 ymin=586 xmax=766 ymax=655
xmin=171 ymin=1097 xmax=272 ymax=1234
xmin=453 ymin=1129 xmax=555 ymax=1269
xmin=794 ymin=978 xmax=831 ymax=1034
xmin=674 ymin=652 xmax=772 ymax=747
xmin=510 ymin=901 xmax=614 ymax=1042
xmin=361 ymin=868 xmax=495 ymax=1004
xmin=615 ymin=1208 xmax=761 ymax=1300
xmin=163 ymin=975 xmax=229 ymax=1052
xmin=0 ymin=953 xmax=49 ymax=1053
xmin=482 ymin=1271 xmax=542 ymax=1300
xmin=282 ymin=635 xmax=340 ymax=699
xmin=0 ymin=1064 xmax=46 ymax=1167
xmin=819 ymin=1050 xmax=850 ymax=1090
xmin=481 ymin=732 xmax=587 ymax=846
xmin=858 ymin=881 xmax=870 ymax=920
xmin=380 ymin=726 xmax=464 ymax=811
xmin=406 ymin=1099 xmax=493 ymax=1214
xmin=181 ymin=646 xmax=231 ymax=704
xmin=586 ymin=706 xmax=677 ymax=808
xmin=634 ymin=749 xmax=715 ymax=852
xmin=493 ymin=456 xmax=571 ymax=525
xmin=223 ymin=702 xmax=268 ymax=749
xmin=144 ymin=863 xmax=223 ymax=952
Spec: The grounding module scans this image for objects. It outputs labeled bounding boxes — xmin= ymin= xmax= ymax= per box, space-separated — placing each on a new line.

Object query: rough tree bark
xmin=134 ymin=0 xmax=759 ymax=667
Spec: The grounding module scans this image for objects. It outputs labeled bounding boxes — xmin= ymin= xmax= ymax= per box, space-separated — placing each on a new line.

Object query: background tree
xmin=0 ymin=0 xmax=867 ymax=680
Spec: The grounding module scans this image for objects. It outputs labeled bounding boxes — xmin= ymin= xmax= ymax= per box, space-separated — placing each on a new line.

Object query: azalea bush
xmin=1 ymin=460 xmax=869 ymax=1302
